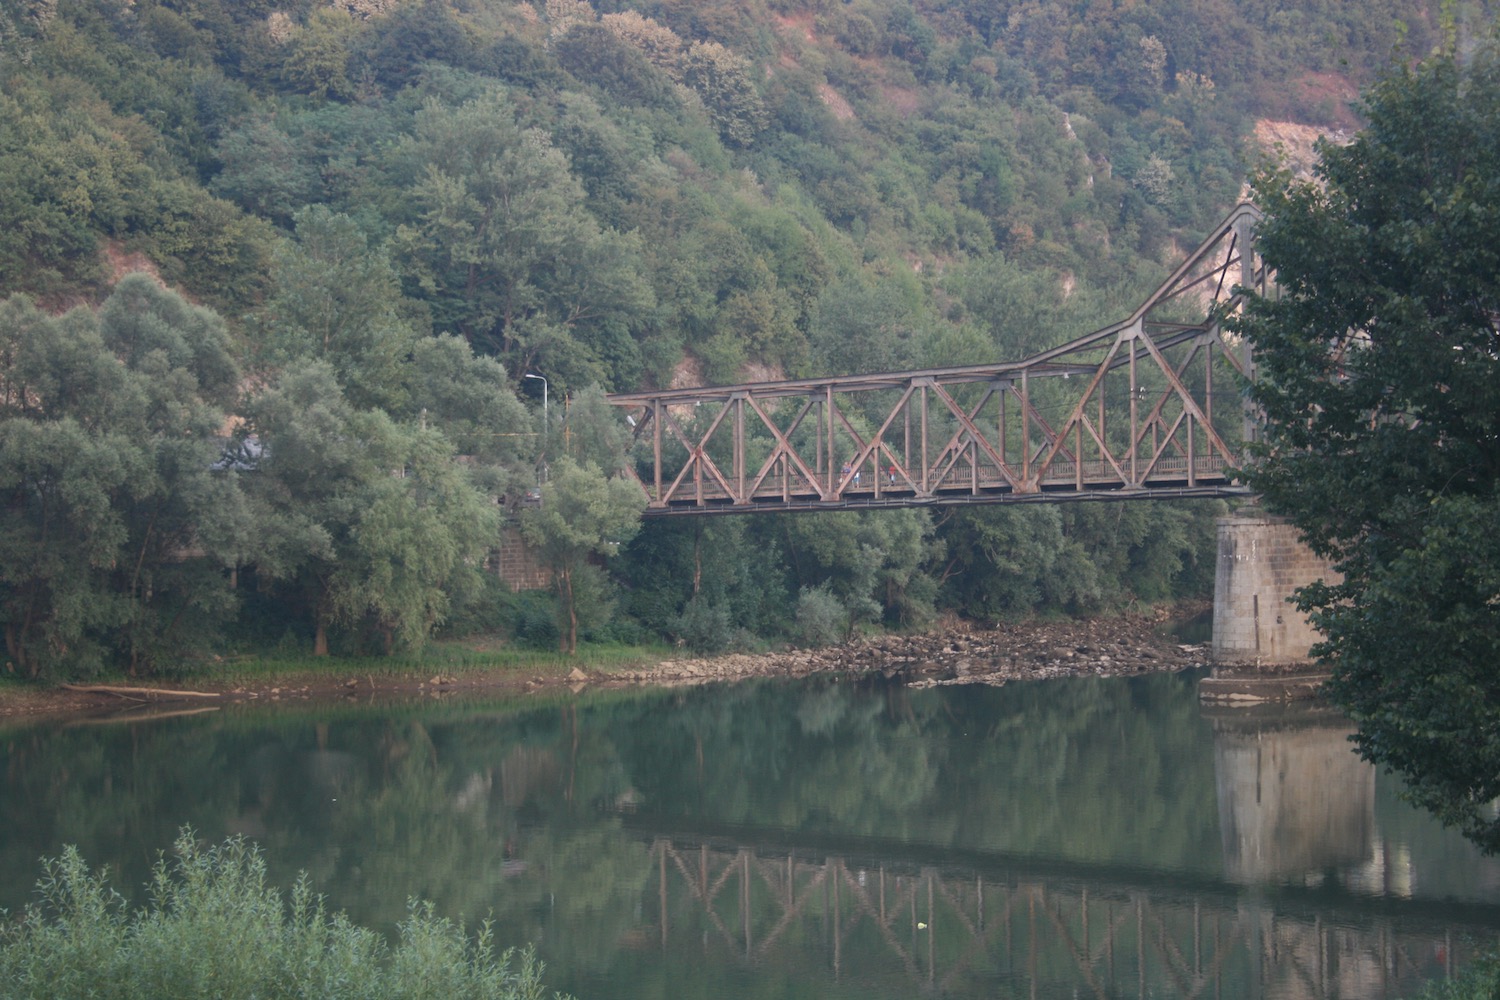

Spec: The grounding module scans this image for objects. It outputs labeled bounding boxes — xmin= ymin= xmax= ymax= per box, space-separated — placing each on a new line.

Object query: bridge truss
xmin=609 ymin=203 xmax=1264 ymax=515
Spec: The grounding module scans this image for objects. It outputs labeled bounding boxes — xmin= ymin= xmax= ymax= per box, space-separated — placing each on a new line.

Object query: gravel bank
xmin=608 ymin=612 xmax=1208 ymax=689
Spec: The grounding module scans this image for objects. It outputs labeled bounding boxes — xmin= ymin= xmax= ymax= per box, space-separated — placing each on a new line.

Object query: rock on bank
xmin=611 ymin=614 xmax=1208 ymax=688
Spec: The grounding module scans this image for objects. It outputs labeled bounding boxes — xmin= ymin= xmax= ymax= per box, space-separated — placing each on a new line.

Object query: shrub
xmin=1411 ymin=952 xmax=1500 ymax=1000
xmin=795 ymin=585 xmax=845 ymax=647
xmin=674 ymin=595 xmax=733 ymax=653
xmin=0 ymin=831 xmax=568 ymax=1000
xmin=508 ymin=589 xmax=562 ymax=650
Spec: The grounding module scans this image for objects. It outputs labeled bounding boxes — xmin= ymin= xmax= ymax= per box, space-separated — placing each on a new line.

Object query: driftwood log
xmin=61 ymin=684 xmax=221 ymax=701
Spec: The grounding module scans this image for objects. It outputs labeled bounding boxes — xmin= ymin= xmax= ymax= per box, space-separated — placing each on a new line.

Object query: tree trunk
xmin=564 ymin=567 xmax=578 ymax=654
xmin=313 ymin=584 xmax=333 ymax=656
xmin=4 ymin=624 xmax=27 ymax=678
xmin=693 ymin=523 xmax=702 ymax=595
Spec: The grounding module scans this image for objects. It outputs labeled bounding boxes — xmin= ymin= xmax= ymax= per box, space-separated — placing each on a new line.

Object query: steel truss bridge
xmin=609 ymin=203 xmax=1264 ymax=515
xmin=631 ymin=831 xmax=1493 ymax=999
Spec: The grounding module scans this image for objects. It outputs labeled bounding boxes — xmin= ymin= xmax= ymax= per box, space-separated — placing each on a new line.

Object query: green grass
xmin=100 ymin=638 xmax=677 ymax=691
xmin=0 ymin=831 xmax=569 ymax=1000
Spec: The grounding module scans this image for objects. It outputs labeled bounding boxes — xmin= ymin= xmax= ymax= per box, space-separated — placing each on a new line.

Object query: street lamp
xmin=524 ymin=373 xmax=549 ymax=484
xmin=524 ymin=372 xmax=548 ymax=436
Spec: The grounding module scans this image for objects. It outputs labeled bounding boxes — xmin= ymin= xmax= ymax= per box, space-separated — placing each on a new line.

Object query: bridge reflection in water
xmin=589 ymin=701 xmax=1497 ymax=1000
xmin=632 ymin=834 xmax=1479 ymax=1000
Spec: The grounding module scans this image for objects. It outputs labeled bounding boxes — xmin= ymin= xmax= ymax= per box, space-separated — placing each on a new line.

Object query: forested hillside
xmin=0 ymin=0 xmax=1479 ymax=677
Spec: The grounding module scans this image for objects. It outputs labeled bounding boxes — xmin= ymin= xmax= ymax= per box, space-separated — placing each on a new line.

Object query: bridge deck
xmin=647 ymin=455 xmax=1246 ymax=515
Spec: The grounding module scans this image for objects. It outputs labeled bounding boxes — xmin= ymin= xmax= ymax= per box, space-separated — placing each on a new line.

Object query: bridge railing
xmin=610 ymin=203 xmax=1264 ymax=515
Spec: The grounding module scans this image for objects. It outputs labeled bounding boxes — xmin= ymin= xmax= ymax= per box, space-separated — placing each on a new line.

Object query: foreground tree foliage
xmin=0 ymin=278 xmax=251 ymax=679
xmin=0 ymin=831 xmax=568 ymax=1000
xmin=1237 ymin=31 xmax=1500 ymax=851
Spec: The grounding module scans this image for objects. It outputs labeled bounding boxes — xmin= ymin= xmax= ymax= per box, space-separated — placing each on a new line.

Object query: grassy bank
xmin=0 ymin=637 xmax=678 ymax=720
xmin=173 ymin=638 xmax=675 ymax=688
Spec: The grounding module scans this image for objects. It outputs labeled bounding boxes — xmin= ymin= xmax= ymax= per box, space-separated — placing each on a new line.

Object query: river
xmin=2 ymin=669 xmax=1497 ymax=999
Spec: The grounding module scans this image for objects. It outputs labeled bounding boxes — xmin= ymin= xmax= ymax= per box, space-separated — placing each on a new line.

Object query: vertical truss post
xmin=734 ymin=395 xmax=745 ymax=502
xmin=826 ymin=385 xmax=836 ymax=496
xmin=694 ymin=420 xmax=703 ymax=503
xmin=1187 ymin=411 xmax=1196 ymax=486
xmin=1075 ymin=420 xmax=1084 ymax=490
xmin=1021 ymin=369 xmax=1031 ymax=488
xmin=653 ymin=399 xmax=663 ymax=502
xmin=920 ymin=383 xmax=930 ymax=494
xmin=1129 ymin=332 xmax=1139 ymax=487
xmin=1098 ymin=376 xmax=1106 ymax=474
xmin=904 ymin=399 xmax=912 ymax=477
xmin=1204 ymin=337 xmax=1214 ymax=434
xmin=1236 ymin=213 xmax=1259 ymax=452
xmin=815 ymin=396 xmax=824 ymax=492
xmin=997 ymin=381 xmax=1007 ymax=472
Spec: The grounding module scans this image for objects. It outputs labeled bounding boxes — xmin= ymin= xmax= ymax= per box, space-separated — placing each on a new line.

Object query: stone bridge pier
xmin=1212 ymin=510 xmax=1338 ymax=664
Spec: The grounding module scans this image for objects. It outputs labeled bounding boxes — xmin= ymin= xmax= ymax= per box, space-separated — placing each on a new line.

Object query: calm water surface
xmin=3 ymin=669 xmax=1498 ymax=999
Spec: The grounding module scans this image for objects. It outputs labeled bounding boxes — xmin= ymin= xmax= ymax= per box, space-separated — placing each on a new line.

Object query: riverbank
xmin=606 ymin=610 xmax=1208 ymax=688
xmin=0 ymin=608 xmax=1211 ymax=722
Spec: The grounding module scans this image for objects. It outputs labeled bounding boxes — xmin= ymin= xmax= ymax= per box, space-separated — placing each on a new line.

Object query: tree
xmin=1235 ymin=32 xmax=1500 ymax=851
xmin=254 ymin=206 xmax=417 ymax=410
xmin=391 ymin=93 xmax=652 ymax=383
xmin=242 ymin=364 xmax=498 ymax=655
xmin=0 ymin=279 xmax=251 ymax=678
xmin=518 ymin=456 xmax=644 ymax=653
xmin=279 ymin=6 xmax=360 ymax=100
xmin=679 ymin=41 xmax=768 ymax=147
xmin=808 ymin=275 xmax=924 ymax=376
xmin=781 ymin=509 xmax=937 ymax=634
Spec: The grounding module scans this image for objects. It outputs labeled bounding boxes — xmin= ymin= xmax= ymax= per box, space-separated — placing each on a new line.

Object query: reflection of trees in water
xmin=0 ymin=675 xmax=1293 ymax=920
xmin=4 ymin=677 xmax=1500 ymax=996
xmin=608 ymin=673 xmax=1222 ymax=870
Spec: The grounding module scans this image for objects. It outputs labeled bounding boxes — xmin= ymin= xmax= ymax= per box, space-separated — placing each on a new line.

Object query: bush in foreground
xmin=0 ymin=831 xmax=568 ymax=1000
xmin=1411 ymin=953 xmax=1500 ymax=1000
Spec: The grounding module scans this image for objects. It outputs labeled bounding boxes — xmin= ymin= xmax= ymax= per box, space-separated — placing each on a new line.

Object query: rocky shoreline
xmin=605 ymin=611 xmax=1209 ymax=689
xmin=1 ymin=609 xmax=1225 ymax=721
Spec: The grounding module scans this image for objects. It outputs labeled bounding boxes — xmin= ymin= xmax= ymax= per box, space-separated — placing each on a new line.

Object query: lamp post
xmin=525 ymin=373 xmax=548 ymax=484
xmin=524 ymin=373 xmax=548 ymax=436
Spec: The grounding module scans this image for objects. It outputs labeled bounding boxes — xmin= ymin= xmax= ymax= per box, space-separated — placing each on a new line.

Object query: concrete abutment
xmin=1212 ymin=511 xmax=1338 ymax=665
